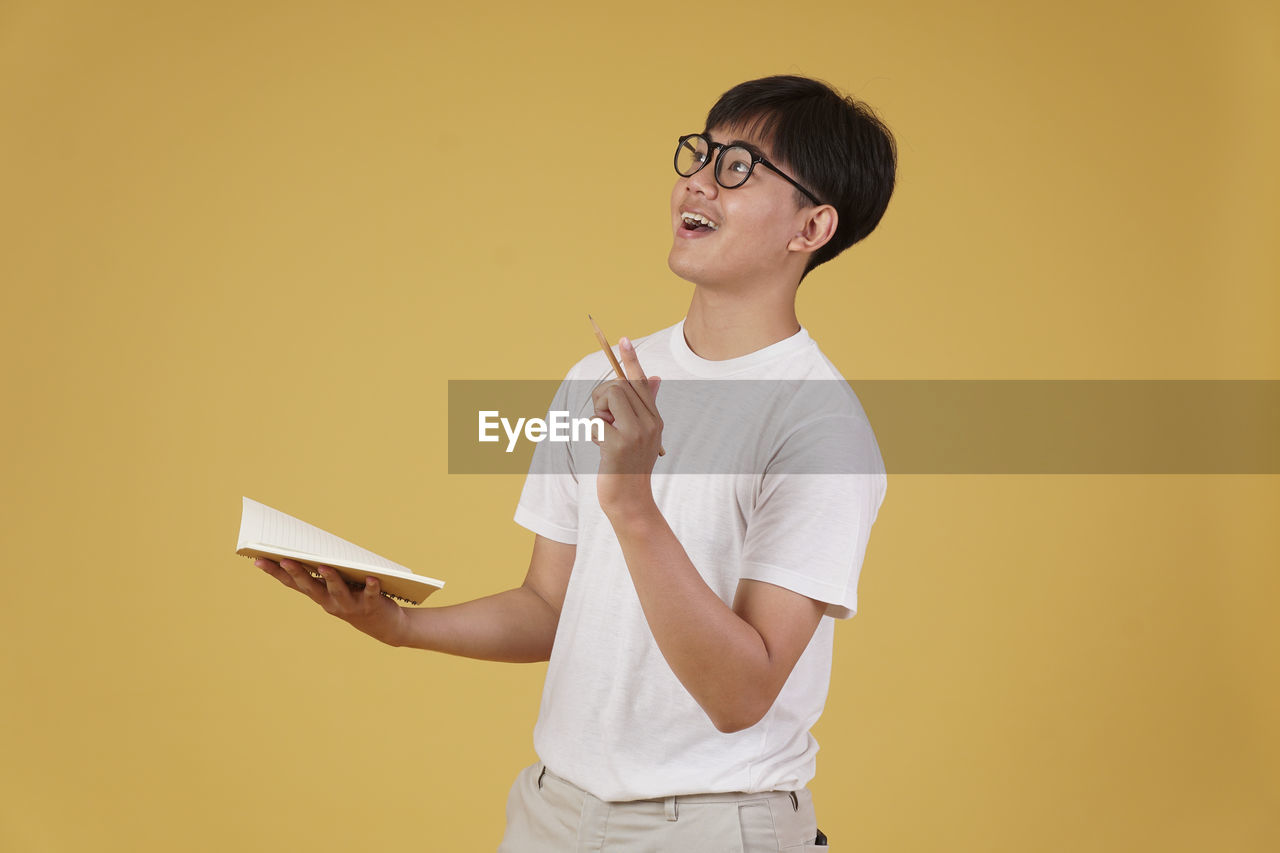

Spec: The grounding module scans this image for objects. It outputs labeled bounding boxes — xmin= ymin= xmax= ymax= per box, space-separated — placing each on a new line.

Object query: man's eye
xmin=727 ymin=159 xmax=750 ymax=174
xmin=679 ymin=143 xmax=706 ymax=163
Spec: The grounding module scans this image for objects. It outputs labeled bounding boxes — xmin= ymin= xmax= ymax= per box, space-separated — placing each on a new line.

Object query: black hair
xmin=705 ymin=75 xmax=897 ymax=275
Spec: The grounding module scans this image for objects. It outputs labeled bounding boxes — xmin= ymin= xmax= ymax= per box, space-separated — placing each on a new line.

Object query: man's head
xmin=669 ymin=75 xmax=897 ymax=286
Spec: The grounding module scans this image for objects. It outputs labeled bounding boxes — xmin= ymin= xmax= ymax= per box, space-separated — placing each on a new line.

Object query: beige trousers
xmin=497 ymin=763 xmax=828 ymax=852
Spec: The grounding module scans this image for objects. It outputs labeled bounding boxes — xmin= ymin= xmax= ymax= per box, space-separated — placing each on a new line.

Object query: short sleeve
xmin=739 ymin=414 xmax=886 ymax=619
xmin=513 ymin=374 xmax=581 ymax=545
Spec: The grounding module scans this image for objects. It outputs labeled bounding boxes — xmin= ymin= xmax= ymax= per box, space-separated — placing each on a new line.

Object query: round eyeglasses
xmin=674 ymin=133 xmax=822 ymax=206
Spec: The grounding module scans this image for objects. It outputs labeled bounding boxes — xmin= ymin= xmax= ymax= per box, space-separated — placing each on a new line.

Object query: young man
xmin=257 ymin=75 xmax=896 ymax=851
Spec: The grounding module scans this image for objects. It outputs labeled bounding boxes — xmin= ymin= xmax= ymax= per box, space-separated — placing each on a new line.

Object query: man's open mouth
xmin=680 ymin=212 xmax=719 ymax=232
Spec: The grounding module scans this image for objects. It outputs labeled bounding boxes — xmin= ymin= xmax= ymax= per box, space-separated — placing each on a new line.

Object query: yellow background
xmin=2 ymin=0 xmax=1276 ymax=850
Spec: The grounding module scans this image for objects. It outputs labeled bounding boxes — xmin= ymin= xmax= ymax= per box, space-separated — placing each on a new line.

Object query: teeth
xmin=681 ymin=212 xmax=718 ymax=230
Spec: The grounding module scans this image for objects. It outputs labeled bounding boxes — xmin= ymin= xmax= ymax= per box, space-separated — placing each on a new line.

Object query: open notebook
xmin=236 ymin=497 xmax=444 ymax=605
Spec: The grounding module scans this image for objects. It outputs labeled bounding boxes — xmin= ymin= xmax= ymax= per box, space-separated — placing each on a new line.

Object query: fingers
xmin=617 ymin=337 xmax=659 ymax=417
xmin=257 ymin=557 xmax=317 ymax=595
xmin=591 ymin=382 xmax=645 ymax=454
xmin=597 ymin=381 xmax=640 ymax=429
xmin=257 ymin=558 xmax=361 ymax=609
xmin=285 ymin=560 xmax=336 ymax=604
xmin=588 ymin=337 xmax=666 ymax=457
xmin=590 ymin=382 xmax=616 ymax=425
xmin=591 ymin=377 xmax=639 ymax=428
xmin=254 ymin=558 xmax=395 ymax=646
xmin=316 ymin=565 xmax=357 ymax=610
xmin=591 ymin=337 xmax=660 ymax=423
xmin=330 ymin=568 xmax=381 ymax=603
xmin=255 ymin=557 xmax=292 ymax=587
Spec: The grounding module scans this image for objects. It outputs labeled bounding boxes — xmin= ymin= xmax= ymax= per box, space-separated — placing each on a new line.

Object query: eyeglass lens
xmin=675 ymin=136 xmax=754 ymax=189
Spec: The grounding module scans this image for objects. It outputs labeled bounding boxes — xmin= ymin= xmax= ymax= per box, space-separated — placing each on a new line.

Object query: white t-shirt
xmin=513 ymin=318 xmax=886 ymax=801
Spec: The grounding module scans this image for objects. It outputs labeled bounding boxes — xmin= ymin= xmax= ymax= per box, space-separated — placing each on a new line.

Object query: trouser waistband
xmin=536 ymin=765 xmax=804 ymax=820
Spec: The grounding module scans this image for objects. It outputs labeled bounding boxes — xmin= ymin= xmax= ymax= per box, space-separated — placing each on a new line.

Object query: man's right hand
xmin=253 ymin=534 xmax=573 ymax=662
xmin=256 ymin=558 xmax=409 ymax=647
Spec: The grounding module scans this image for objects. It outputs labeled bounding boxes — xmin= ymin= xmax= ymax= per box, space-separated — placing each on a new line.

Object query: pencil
xmin=588 ymin=314 xmax=666 ymax=457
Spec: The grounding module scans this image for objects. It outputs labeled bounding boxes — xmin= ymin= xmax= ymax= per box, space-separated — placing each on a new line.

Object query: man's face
xmin=667 ymin=124 xmax=809 ymax=290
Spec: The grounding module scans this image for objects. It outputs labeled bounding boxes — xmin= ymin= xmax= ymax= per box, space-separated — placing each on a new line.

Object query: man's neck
xmin=682 ymin=285 xmax=801 ymax=361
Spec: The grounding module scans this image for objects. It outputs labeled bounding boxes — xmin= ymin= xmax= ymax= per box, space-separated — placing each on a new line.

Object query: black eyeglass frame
xmin=674 ymin=133 xmax=823 ymax=206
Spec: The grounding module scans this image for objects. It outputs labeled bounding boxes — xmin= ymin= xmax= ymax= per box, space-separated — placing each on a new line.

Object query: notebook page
xmin=239 ymin=497 xmax=411 ymax=574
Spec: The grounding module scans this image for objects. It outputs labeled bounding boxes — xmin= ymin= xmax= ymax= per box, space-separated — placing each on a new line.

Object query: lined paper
xmin=238 ymin=497 xmax=407 ymax=573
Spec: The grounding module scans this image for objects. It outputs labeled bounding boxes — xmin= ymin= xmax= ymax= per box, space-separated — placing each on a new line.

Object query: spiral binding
xmin=303 ymin=566 xmax=422 ymax=605
xmin=243 ymin=553 xmax=423 ymax=605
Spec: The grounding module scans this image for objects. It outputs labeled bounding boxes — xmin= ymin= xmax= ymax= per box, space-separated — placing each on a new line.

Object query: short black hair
xmin=705 ymin=75 xmax=897 ymax=275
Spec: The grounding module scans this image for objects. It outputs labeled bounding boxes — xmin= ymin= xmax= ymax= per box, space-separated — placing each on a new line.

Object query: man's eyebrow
xmin=727 ymin=139 xmax=767 ymax=158
xmin=704 ymin=131 xmax=769 ymax=160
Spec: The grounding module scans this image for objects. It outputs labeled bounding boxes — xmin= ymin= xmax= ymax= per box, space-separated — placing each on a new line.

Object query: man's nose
xmin=684 ymin=158 xmax=720 ymax=198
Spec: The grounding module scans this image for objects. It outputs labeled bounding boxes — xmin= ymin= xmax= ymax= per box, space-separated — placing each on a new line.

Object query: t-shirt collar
xmin=669 ymin=317 xmax=812 ymax=377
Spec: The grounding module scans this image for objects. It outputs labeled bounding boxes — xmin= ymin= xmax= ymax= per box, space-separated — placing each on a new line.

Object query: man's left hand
xmin=592 ymin=336 xmax=663 ymax=516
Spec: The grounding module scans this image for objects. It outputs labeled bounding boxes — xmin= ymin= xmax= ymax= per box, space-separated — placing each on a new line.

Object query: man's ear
xmin=787 ymin=205 xmax=838 ymax=256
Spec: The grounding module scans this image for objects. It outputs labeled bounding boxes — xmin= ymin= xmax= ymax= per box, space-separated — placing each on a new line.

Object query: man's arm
xmin=592 ymin=338 xmax=828 ymax=733
xmin=610 ymin=507 xmax=826 ymax=733
xmin=257 ymin=533 xmax=575 ymax=663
